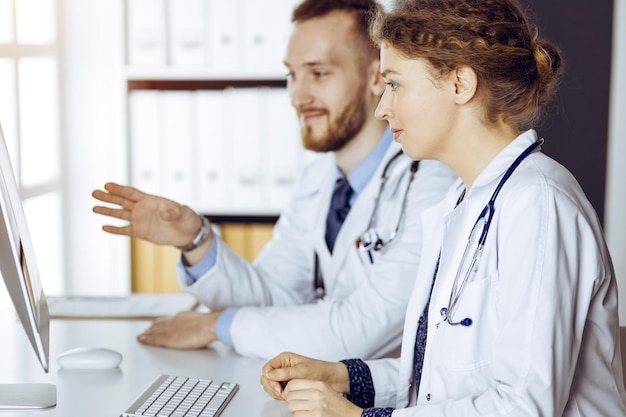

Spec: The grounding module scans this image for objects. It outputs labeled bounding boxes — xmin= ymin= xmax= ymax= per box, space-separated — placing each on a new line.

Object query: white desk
xmin=0 ymin=314 xmax=290 ymax=417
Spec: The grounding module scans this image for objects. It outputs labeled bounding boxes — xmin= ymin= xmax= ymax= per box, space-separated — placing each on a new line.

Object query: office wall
xmin=60 ymin=0 xmax=129 ymax=295
xmin=516 ymin=1 xmax=626 ymax=324
xmin=518 ymin=0 xmax=613 ymax=221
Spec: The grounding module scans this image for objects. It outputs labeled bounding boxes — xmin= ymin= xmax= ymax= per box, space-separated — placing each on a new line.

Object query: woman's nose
xmin=375 ymin=90 xmax=392 ymax=121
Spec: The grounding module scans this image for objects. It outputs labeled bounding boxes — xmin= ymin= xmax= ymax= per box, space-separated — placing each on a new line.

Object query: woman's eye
xmin=385 ymin=81 xmax=398 ymax=91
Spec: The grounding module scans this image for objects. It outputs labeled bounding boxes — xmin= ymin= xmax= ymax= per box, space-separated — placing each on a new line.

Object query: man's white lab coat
xmin=178 ymin=141 xmax=456 ymax=360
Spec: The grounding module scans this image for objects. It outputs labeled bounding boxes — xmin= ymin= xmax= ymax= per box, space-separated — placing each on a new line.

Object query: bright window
xmin=18 ymin=57 xmax=59 ymax=187
xmin=0 ymin=0 xmax=13 ymax=43
xmin=0 ymin=59 xmax=17 ymax=164
xmin=0 ymin=0 xmax=61 ymax=307
xmin=15 ymin=0 xmax=56 ymax=44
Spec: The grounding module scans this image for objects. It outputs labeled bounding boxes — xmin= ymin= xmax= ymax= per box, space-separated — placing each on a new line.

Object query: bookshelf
xmin=123 ymin=0 xmax=304 ymax=292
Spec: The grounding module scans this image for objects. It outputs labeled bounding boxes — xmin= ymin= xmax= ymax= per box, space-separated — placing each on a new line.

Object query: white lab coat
xmin=177 ymin=141 xmax=456 ymax=361
xmin=368 ymin=130 xmax=626 ymax=416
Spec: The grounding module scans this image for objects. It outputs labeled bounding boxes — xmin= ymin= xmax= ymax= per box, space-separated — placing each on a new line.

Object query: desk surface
xmin=0 ymin=314 xmax=290 ymax=417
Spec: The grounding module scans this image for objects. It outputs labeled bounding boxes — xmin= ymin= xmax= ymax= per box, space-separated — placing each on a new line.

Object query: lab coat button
xmin=426 ymin=393 xmax=431 ymax=401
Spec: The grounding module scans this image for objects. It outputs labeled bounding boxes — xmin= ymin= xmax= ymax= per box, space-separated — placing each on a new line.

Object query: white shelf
xmin=124 ymin=67 xmax=287 ymax=82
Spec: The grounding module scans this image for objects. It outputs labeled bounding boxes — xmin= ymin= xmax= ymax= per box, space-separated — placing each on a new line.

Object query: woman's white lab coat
xmin=368 ymin=130 xmax=626 ymax=416
xmin=177 ymin=141 xmax=456 ymax=361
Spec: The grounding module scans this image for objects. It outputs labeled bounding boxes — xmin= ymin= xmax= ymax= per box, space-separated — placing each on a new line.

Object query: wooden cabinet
xmin=131 ymin=221 xmax=275 ymax=293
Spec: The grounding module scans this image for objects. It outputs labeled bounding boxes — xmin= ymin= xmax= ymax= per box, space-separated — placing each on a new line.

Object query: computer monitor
xmin=0 ymin=122 xmax=56 ymax=409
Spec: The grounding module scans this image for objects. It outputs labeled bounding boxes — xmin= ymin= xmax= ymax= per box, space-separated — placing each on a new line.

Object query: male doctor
xmin=92 ymin=0 xmax=455 ymax=361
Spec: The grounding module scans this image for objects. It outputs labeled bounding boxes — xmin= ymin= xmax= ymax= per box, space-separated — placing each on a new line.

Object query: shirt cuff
xmin=182 ymin=236 xmax=218 ymax=285
xmin=362 ymin=408 xmax=395 ymax=417
xmin=215 ymin=307 xmax=238 ymax=346
xmin=340 ymin=359 xmax=376 ymax=408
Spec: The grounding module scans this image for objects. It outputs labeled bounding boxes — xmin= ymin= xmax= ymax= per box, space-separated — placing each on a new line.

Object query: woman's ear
xmin=454 ymin=65 xmax=478 ymax=104
xmin=369 ymin=60 xmax=386 ymax=97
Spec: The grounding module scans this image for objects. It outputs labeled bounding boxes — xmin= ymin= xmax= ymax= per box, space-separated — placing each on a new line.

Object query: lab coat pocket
xmin=440 ymin=273 xmax=496 ymax=371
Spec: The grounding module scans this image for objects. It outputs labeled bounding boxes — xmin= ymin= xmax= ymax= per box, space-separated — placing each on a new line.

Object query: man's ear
xmin=454 ymin=65 xmax=478 ymax=104
xmin=369 ymin=60 xmax=386 ymax=97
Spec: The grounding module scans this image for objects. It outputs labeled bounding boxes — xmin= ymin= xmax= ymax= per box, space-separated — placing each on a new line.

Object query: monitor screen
xmin=0 ymin=122 xmax=51 ymax=374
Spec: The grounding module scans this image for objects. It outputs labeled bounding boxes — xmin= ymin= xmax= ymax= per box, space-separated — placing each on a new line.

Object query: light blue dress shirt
xmin=183 ymin=129 xmax=394 ymax=346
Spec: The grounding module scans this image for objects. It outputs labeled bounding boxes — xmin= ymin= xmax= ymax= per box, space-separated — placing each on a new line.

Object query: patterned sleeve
xmin=340 ymin=359 xmax=395 ymax=417
xmin=341 ymin=359 xmax=376 ymax=407
xmin=362 ymin=408 xmax=395 ymax=417
xmin=341 ymin=359 xmax=393 ymax=417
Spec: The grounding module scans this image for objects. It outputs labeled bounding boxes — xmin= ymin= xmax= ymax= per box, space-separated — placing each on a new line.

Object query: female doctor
xmin=259 ymin=0 xmax=626 ymax=415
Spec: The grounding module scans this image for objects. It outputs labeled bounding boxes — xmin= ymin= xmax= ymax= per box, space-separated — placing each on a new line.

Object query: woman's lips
xmin=391 ymin=128 xmax=403 ymax=140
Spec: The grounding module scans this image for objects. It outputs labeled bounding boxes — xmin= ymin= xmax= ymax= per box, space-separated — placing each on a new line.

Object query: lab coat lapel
xmin=311 ymin=155 xmax=340 ymax=281
xmin=325 ymin=144 xmax=401 ymax=283
xmin=395 ymin=199 xmax=447 ymax=407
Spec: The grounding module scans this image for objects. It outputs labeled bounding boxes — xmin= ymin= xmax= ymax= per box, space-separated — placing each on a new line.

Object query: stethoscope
xmin=439 ymin=138 xmax=544 ymax=327
xmin=314 ymin=150 xmax=419 ymax=299
xmin=355 ymin=150 xmax=420 ymax=263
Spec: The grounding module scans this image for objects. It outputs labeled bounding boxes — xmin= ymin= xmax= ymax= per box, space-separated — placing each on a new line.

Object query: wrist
xmin=331 ymin=361 xmax=351 ymax=394
xmin=205 ymin=310 xmax=223 ymax=343
xmin=179 ymin=216 xmax=212 ymax=252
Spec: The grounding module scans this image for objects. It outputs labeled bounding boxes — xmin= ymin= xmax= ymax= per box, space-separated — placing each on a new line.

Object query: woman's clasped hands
xmin=261 ymin=352 xmax=362 ymax=417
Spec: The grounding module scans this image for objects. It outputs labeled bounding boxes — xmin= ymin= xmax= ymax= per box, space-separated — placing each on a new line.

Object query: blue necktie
xmin=325 ymin=177 xmax=353 ymax=253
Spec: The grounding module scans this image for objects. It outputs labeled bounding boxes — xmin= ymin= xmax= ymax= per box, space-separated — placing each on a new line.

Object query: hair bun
xmin=533 ymin=40 xmax=563 ymax=106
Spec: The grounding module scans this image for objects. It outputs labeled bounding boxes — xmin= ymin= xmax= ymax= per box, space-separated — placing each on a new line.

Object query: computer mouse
xmin=57 ymin=346 xmax=123 ymax=370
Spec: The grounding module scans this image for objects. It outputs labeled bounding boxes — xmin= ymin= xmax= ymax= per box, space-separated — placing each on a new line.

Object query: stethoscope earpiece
xmin=356 ymin=232 xmax=380 ymax=251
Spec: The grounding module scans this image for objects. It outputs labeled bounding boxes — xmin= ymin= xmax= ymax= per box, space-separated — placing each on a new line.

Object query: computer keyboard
xmin=121 ymin=374 xmax=238 ymax=417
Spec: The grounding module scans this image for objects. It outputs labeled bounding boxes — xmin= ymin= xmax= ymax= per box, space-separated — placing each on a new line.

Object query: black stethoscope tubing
xmin=440 ymin=138 xmax=545 ymax=327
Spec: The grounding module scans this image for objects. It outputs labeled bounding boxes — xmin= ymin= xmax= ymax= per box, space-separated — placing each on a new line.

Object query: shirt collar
xmin=334 ymin=129 xmax=393 ymax=197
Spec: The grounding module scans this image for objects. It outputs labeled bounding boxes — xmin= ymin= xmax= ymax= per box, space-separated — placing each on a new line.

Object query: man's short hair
xmin=292 ymin=0 xmax=381 ymax=63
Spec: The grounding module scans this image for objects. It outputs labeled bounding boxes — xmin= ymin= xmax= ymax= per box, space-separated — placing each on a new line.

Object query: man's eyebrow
xmin=284 ymin=60 xmax=333 ymax=69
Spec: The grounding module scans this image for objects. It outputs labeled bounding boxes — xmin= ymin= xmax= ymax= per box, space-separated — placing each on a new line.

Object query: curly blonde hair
xmin=371 ymin=0 xmax=563 ymax=130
